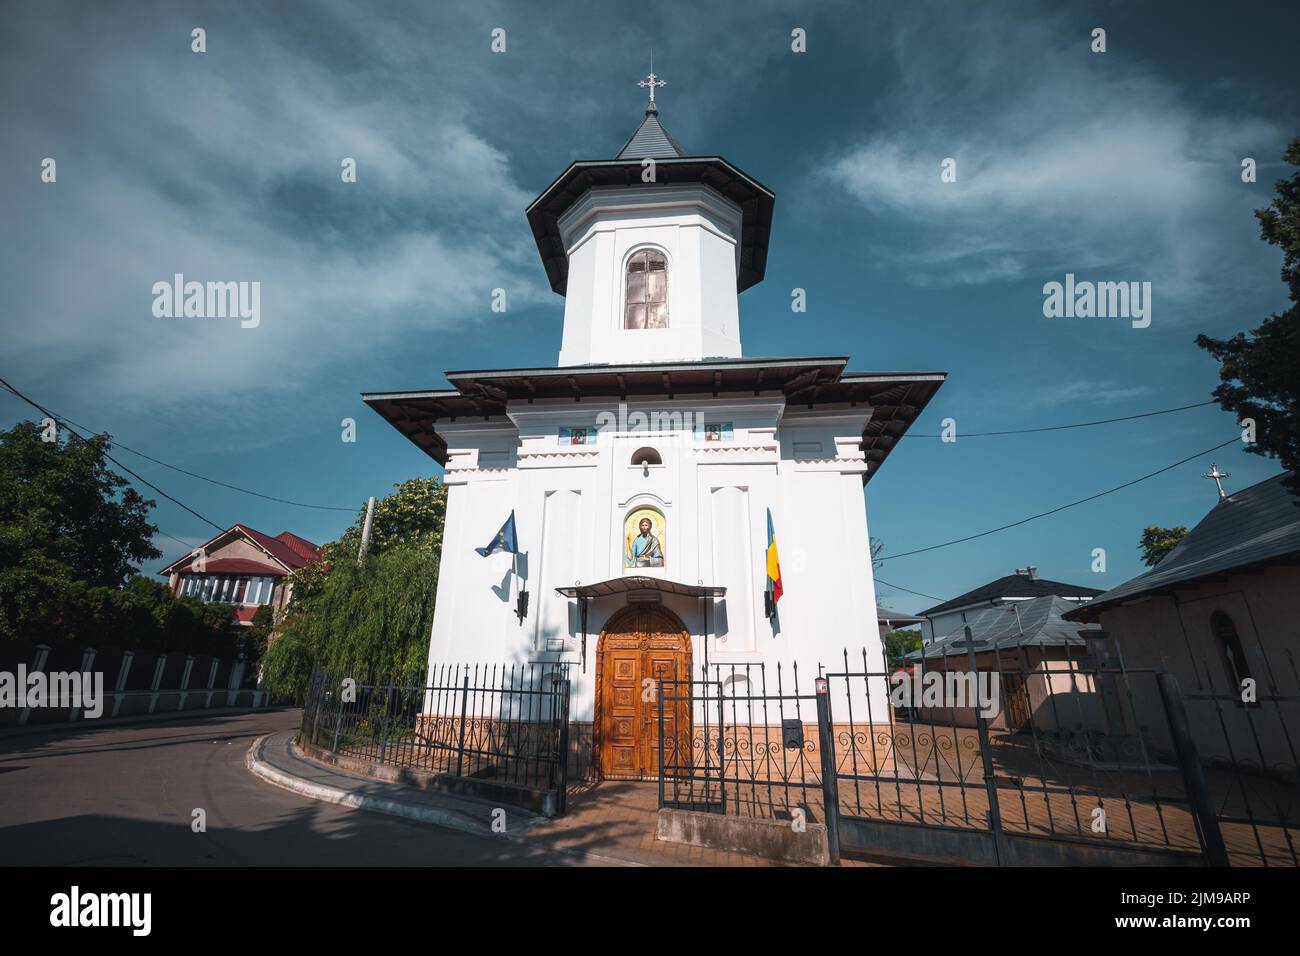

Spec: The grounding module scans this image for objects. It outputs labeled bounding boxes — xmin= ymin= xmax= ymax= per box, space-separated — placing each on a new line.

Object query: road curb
xmin=245 ymin=733 xmax=643 ymax=866
xmin=245 ymin=733 xmax=495 ymax=834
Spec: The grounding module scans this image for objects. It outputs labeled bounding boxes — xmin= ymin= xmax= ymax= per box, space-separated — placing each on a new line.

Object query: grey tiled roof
xmin=615 ymin=111 xmax=687 ymax=159
xmin=1066 ymin=472 xmax=1300 ymax=621
xmin=918 ymin=573 xmax=1103 ymax=617
xmin=907 ymin=596 xmax=1100 ymax=661
xmin=877 ymin=605 xmax=924 ymax=624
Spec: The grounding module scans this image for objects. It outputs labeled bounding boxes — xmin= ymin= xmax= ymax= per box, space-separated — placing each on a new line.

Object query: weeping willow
xmin=262 ymin=543 xmax=438 ymax=699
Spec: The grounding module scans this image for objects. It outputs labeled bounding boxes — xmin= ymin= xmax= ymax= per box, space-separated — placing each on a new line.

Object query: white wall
xmin=423 ymin=394 xmax=893 ymax=723
xmin=556 ymin=185 xmax=744 ymax=366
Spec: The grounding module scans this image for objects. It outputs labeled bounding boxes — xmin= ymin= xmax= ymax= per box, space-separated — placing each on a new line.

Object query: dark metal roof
xmin=556 ymin=576 xmax=724 ymax=599
xmin=918 ymin=573 xmax=1103 ymax=618
xmin=906 ymin=596 xmax=1100 ymax=661
xmin=361 ymin=358 xmax=946 ymax=484
xmin=1066 ymin=472 xmax=1300 ymax=622
xmin=877 ymin=606 xmax=924 ymax=625
xmin=614 ymin=110 xmax=687 ymax=160
xmin=525 ymin=156 xmax=775 ymax=295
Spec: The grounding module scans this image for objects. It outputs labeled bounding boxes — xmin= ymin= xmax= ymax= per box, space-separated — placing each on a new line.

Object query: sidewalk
xmin=247 ymin=731 xmax=783 ymax=866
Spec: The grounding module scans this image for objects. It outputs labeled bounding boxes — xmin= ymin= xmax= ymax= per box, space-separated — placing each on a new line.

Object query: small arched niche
xmin=630 ymin=446 xmax=662 ymax=466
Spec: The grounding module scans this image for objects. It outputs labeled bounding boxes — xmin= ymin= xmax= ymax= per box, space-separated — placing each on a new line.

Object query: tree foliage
xmin=882 ymin=628 xmax=923 ymax=668
xmin=261 ymin=477 xmax=447 ymax=699
xmin=0 ymin=419 xmax=233 ymax=650
xmin=1196 ymin=137 xmax=1300 ymax=498
xmin=1139 ymin=525 xmax=1189 ymax=568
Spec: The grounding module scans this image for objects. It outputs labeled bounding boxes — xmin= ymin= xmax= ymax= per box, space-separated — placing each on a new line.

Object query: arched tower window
xmin=630 ymin=447 xmax=662 ymax=466
xmin=625 ymin=249 xmax=668 ymax=329
xmin=1210 ymin=610 xmax=1253 ymax=695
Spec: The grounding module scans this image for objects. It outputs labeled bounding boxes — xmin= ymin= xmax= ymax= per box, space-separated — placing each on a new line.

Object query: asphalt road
xmin=0 ymin=709 xmax=575 ymax=866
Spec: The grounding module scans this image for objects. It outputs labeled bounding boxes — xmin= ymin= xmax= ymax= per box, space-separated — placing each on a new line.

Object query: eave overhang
xmin=362 ymin=358 xmax=946 ymax=484
xmin=525 ymin=156 xmax=775 ymax=295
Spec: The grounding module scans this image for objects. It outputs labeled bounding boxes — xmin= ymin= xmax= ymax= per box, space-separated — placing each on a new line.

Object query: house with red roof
xmin=158 ymin=525 xmax=322 ymax=625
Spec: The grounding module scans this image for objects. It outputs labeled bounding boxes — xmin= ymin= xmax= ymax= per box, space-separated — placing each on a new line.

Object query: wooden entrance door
xmin=597 ymin=604 xmax=691 ymax=778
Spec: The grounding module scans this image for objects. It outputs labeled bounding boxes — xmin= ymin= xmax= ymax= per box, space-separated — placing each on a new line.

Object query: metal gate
xmin=817 ymin=648 xmax=1300 ymax=866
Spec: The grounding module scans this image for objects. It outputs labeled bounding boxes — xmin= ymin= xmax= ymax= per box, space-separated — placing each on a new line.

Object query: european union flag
xmin=475 ymin=511 xmax=519 ymax=557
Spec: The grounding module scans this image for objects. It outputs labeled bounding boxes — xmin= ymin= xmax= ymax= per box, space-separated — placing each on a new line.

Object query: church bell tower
xmin=525 ymin=71 xmax=775 ymax=367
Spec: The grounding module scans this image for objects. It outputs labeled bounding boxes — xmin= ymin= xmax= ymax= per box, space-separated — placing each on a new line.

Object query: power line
xmin=154 ymin=529 xmax=201 ymax=550
xmin=876 ymin=576 xmax=948 ymax=604
xmin=901 ymin=399 xmax=1217 ymax=438
xmin=0 ymin=378 xmax=356 ymax=513
xmin=0 ymin=376 xmax=226 ymax=534
xmin=879 ymin=435 xmax=1241 ymax=563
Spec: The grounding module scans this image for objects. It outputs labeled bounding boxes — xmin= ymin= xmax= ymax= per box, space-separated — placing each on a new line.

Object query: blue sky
xmin=2 ymin=0 xmax=1297 ymax=612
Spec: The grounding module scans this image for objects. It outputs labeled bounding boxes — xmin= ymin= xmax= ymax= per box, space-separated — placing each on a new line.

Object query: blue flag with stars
xmin=475 ymin=511 xmax=519 ymax=557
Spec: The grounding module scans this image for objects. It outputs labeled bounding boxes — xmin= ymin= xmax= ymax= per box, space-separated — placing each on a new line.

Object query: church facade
xmin=364 ymin=82 xmax=944 ymax=778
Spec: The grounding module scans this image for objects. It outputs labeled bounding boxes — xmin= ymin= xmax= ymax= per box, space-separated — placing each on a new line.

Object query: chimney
xmin=1015 ymin=566 xmax=1038 ymax=581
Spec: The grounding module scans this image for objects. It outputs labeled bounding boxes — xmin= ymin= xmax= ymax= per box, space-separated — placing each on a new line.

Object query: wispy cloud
xmin=0 ymin=1 xmax=545 ymax=440
xmin=821 ymin=6 xmax=1279 ymax=305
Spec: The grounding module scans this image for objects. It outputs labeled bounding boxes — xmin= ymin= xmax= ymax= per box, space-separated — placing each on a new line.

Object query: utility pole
xmin=358 ymin=496 xmax=376 ymax=563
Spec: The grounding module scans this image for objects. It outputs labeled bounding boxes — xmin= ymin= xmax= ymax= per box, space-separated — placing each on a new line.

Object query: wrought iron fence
xmin=825 ymin=650 xmax=1209 ymax=863
xmin=1180 ymin=668 xmax=1300 ymax=867
xmin=302 ymin=662 xmax=573 ymax=815
xmin=657 ymin=661 xmax=822 ymax=820
xmin=656 ymin=649 xmax=1300 ymax=867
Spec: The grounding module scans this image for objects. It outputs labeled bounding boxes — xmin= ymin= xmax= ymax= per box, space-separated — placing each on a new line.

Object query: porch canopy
xmin=554 ymin=577 xmax=726 ymax=671
xmin=555 ymin=576 xmax=725 ymax=600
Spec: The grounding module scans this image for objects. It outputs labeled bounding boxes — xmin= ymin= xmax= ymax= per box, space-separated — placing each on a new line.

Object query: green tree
xmin=0 ymin=421 xmax=160 ymax=640
xmin=882 ymin=628 xmax=923 ymax=668
xmin=290 ymin=476 xmax=446 ymax=602
xmin=1196 ymin=137 xmax=1300 ymax=499
xmin=261 ymin=477 xmax=447 ymax=698
xmin=1139 ymin=525 xmax=1189 ymax=567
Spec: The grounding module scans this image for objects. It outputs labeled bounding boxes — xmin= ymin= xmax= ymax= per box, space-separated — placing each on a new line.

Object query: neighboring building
xmin=905 ymin=595 xmax=1103 ymax=731
xmin=917 ymin=567 xmax=1102 ymax=645
xmin=1065 ymin=472 xmax=1300 ymax=769
xmin=363 ymin=81 xmax=945 ymax=778
xmin=158 ymin=525 xmax=322 ymax=625
xmin=877 ymin=605 xmax=924 ymax=640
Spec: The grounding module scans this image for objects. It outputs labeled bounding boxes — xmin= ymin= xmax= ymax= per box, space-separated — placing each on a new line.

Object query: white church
xmin=364 ymin=76 xmax=945 ymax=778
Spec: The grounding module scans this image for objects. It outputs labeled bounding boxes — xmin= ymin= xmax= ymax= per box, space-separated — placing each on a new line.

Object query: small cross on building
xmin=638 ymin=70 xmax=666 ymax=110
xmin=1202 ymin=462 xmax=1232 ymax=499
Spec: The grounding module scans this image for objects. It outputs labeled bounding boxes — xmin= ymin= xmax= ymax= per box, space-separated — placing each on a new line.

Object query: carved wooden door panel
xmin=598 ymin=605 xmax=689 ymax=777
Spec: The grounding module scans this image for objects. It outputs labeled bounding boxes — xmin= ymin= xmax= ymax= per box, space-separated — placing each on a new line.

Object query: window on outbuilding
xmin=625 ymin=250 xmax=668 ymax=329
xmin=1210 ymin=610 xmax=1254 ymax=700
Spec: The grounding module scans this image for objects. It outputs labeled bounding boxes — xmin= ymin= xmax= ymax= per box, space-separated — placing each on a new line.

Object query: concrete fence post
xmin=150 ymin=654 xmax=167 ymax=714
xmin=206 ymin=658 xmax=219 ymax=708
xmin=178 ymin=655 xmax=195 ymax=710
xmin=74 ymin=647 xmax=97 ymax=721
xmin=114 ymin=651 xmax=134 ymax=718
xmin=20 ymin=645 xmax=52 ymax=726
xmin=228 ymin=660 xmax=245 ymax=706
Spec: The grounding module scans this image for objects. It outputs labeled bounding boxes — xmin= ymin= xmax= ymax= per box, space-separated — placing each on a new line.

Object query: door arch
xmin=594 ymin=604 xmax=691 ymax=778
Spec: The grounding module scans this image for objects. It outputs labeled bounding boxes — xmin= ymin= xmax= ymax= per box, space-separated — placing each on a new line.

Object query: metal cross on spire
xmin=638 ymin=66 xmax=666 ymax=112
xmin=1203 ymin=462 xmax=1232 ymax=499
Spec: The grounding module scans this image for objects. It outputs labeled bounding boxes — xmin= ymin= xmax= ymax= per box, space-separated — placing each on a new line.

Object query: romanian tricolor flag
xmin=765 ymin=508 xmax=783 ymax=608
